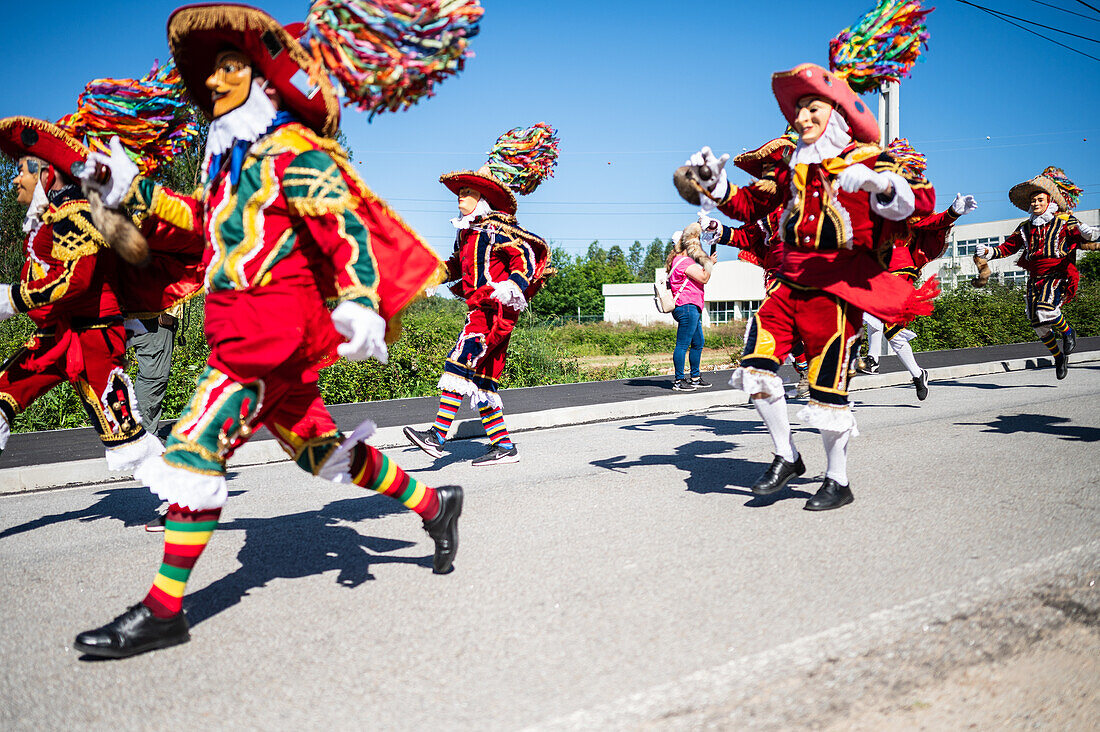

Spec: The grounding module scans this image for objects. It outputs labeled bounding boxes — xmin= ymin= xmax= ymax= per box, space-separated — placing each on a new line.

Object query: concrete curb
xmin=2 ymin=349 xmax=1096 ymax=496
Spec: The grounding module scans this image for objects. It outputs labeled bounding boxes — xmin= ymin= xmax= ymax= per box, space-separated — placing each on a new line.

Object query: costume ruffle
xmin=437 ymin=372 xmax=503 ymax=409
xmin=104 ymin=432 xmax=165 ymax=472
xmin=135 ymin=456 xmax=229 ymax=511
xmin=318 ymin=419 xmax=377 ymax=483
xmin=730 ymin=366 xmax=785 ymax=403
xmin=798 ymin=400 xmax=860 ymax=436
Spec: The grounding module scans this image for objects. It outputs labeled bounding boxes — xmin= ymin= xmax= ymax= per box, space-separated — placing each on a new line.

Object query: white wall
xmin=602 ymin=261 xmax=768 ymax=327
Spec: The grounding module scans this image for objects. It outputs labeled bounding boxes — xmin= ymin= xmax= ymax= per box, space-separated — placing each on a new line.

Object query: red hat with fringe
xmin=734 ymin=137 xmax=796 ymax=179
xmin=167 ymin=3 xmax=340 ymax=136
xmin=772 ymin=63 xmax=879 ymax=144
xmin=439 ymin=165 xmax=517 ymax=215
xmin=0 ymin=116 xmax=88 ymax=179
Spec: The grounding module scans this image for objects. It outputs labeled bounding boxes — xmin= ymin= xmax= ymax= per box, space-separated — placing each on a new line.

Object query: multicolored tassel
xmin=829 ymin=0 xmax=932 ymax=94
xmin=885 ymin=137 xmax=927 ymax=178
xmin=1041 ymin=167 xmax=1083 ymax=210
xmin=486 ymin=123 xmax=561 ymax=195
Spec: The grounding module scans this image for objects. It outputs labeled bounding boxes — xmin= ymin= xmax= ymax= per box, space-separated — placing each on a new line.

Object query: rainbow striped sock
xmin=1040 ymin=332 xmax=1061 ymax=357
xmin=478 ymin=404 xmax=513 ymax=449
xmin=432 ymin=390 xmax=462 ymax=440
xmin=351 ymin=444 xmax=440 ymax=520
xmin=142 ymin=505 xmax=221 ymax=618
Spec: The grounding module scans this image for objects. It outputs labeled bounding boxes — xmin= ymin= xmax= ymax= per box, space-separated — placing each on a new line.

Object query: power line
xmin=954 ymin=0 xmax=1100 ymax=61
xmin=1070 ymin=0 xmax=1100 ymax=15
xmin=1023 ymin=0 xmax=1100 ymax=22
xmin=955 ymin=0 xmax=1100 ymax=44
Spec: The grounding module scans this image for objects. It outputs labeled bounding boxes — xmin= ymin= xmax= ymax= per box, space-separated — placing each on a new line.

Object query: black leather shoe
xmin=751 ymin=454 xmax=806 ymax=495
xmin=804 ymin=478 xmax=854 ymax=511
xmin=423 ymin=485 xmax=463 ymax=574
xmin=73 ymin=603 xmax=189 ymax=659
xmin=1055 ymin=353 xmax=1069 ymax=380
xmin=913 ymin=369 xmax=929 ymax=401
xmin=1062 ymin=329 xmax=1076 ymax=357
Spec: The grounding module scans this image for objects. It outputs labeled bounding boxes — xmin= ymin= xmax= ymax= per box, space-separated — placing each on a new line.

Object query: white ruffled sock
xmin=753 ymin=396 xmax=798 ymax=462
xmin=890 ymin=335 xmax=923 ymax=378
xmin=821 ymin=428 xmax=850 ymax=485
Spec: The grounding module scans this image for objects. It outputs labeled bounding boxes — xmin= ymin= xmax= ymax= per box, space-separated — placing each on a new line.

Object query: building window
xmin=955 ymin=236 xmax=1000 ymax=257
xmin=740 ymin=300 xmax=762 ymax=319
xmin=707 ymin=300 xmax=738 ymax=325
xmin=1000 ymin=270 xmax=1028 ymax=286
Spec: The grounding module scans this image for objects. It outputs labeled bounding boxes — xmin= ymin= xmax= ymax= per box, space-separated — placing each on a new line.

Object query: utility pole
xmin=877 ymin=80 xmax=900 ymax=145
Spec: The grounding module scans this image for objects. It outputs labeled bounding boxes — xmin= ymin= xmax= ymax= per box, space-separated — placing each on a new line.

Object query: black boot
xmin=1055 ymin=353 xmax=1069 ymax=380
xmin=913 ymin=369 xmax=929 ymax=401
xmin=804 ymin=478 xmax=854 ymax=511
xmin=1062 ymin=328 xmax=1076 ymax=357
xmin=423 ymin=485 xmax=463 ymax=574
xmin=751 ymin=454 xmax=806 ymax=495
xmin=73 ymin=603 xmax=190 ymax=659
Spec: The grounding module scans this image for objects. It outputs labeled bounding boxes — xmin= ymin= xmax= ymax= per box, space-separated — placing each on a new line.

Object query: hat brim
xmin=440 ymin=171 xmax=517 ymax=215
xmin=1009 ymin=176 xmax=1068 ymax=212
xmin=733 ymin=137 xmax=796 ymax=179
xmin=772 ymin=64 xmax=880 ymax=144
xmin=0 ymin=116 xmax=88 ymax=179
xmin=168 ymin=4 xmax=340 ymax=137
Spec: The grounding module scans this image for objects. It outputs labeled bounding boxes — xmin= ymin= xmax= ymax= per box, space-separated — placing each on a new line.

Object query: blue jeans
xmin=672 ymin=304 xmax=704 ymax=380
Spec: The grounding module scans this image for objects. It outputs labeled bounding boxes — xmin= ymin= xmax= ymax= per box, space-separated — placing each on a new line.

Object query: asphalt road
xmin=1 ymin=364 xmax=1098 ymax=729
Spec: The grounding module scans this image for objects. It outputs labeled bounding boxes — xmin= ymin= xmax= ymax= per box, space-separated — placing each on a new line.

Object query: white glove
xmin=332 ymin=301 xmax=388 ymax=363
xmin=974 ymin=243 xmax=996 ymax=259
xmin=0 ymin=285 xmax=16 ymax=322
xmin=1075 ymin=219 xmax=1100 ymax=242
xmin=837 ymin=165 xmax=892 ymax=195
xmin=490 ymin=279 xmax=528 ymax=311
xmin=687 ymin=146 xmax=730 ymax=198
xmin=79 ymin=136 xmax=139 ymax=209
xmin=951 ymin=193 xmax=978 ymax=216
xmin=698 ymin=213 xmax=719 ymax=232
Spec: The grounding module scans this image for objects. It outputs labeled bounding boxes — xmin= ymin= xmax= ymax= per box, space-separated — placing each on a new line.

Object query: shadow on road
xmin=399 ymin=438 xmax=492 ymax=471
xmin=934 ymin=379 xmax=1057 ymax=391
xmin=0 ymin=487 xmax=244 ymax=540
xmin=591 ymin=437 xmax=812 ymax=506
xmin=619 ymin=411 xmax=764 ymax=438
xmin=184 ymin=494 xmax=428 ymax=627
xmin=958 ymin=413 xmax=1100 ymax=443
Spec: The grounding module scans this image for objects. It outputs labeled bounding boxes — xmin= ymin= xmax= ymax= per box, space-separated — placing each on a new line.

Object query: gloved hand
xmin=974 ymin=243 xmax=996 ymax=259
xmin=951 ymin=193 xmax=978 ymax=216
xmin=697 ymin=213 xmax=719 ymax=233
xmin=79 ymin=136 xmax=139 ymax=209
xmin=1075 ymin=219 xmax=1100 ymax=241
xmin=0 ymin=285 xmax=16 ymax=323
xmin=687 ymin=146 xmax=730 ymax=198
xmin=837 ymin=165 xmax=892 ymax=195
xmin=332 ymin=301 xmax=388 ymax=363
xmin=490 ymin=279 xmax=528 ymax=311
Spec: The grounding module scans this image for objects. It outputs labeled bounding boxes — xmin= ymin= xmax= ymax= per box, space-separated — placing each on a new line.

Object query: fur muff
xmin=970 ymin=254 xmax=991 ymax=287
xmin=87 ymin=189 xmax=150 ymax=266
xmin=672 ymin=164 xmax=714 ymax=206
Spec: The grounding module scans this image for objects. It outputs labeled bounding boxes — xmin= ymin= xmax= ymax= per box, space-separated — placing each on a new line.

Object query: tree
xmin=1079 ymin=250 xmax=1100 ymax=284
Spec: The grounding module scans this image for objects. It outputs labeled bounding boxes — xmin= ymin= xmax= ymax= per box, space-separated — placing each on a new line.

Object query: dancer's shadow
xmin=958 ymin=413 xmax=1100 ymax=443
xmin=401 ymin=438 xmax=490 ymax=471
xmin=621 ymin=412 xmax=767 ymax=438
xmin=591 ymin=439 xmax=812 ymax=506
xmin=935 ymin=379 xmax=1056 ymax=391
xmin=184 ymin=494 xmax=426 ymax=626
xmin=0 ymin=487 xmax=245 ymax=540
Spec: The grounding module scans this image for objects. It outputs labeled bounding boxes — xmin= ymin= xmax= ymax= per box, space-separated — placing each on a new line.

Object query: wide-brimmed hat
xmin=0 ymin=116 xmax=88 ymax=179
xmin=771 ymin=63 xmax=879 ymax=144
xmin=733 ymin=137 xmax=796 ymax=179
xmin=168 ymin=3 xmax=340 ymax=136
xmin=1008 ymin=167 xmax=1079 ymax=212
xmin=439 ymin=165 xmax=517 ymax=215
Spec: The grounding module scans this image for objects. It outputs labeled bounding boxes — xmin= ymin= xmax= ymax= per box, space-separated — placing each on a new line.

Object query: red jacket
xmin=445 ymin=212 xmax=549 ymax=306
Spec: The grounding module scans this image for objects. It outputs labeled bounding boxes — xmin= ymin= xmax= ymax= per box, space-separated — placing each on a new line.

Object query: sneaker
xmin=403 ymin=426 xmax=445 ymax=459
xmin=913 ymin=369 xmax=929 ymax=401
xmin=795 ymin=373 xmax=811 ymax=399
xmin=471 ymin=443 xmax=519 ymax=466
xmin=688 ymin=377 xmax=712 ymax=389
xmin=672 ymin=379 xmax=696 ymax=392
xmin=145 ymin=505 xmax=168 ymax=532
xmin=855 ymin=355 xmax=879 ymax=375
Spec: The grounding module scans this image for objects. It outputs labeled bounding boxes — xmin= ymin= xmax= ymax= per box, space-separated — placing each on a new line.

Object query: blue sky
xmin=2 ymin=0 xmax=1098 ymax=261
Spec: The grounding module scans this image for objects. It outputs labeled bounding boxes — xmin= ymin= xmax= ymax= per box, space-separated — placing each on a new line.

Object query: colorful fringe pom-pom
xmin=1042 ymin=166 xmax=1083 ymax=210
xmin=57 ymin=60 xmax=199 ymax=176
xmin=486 ymin=123 xmax=560 ymax=195
xmin=829 ymin=0 xmax=932 ymax=94
xmin=885 ymin=137 xmax=927 ymax=178
xmin=306 ymin=0 xmax=483 ymax=118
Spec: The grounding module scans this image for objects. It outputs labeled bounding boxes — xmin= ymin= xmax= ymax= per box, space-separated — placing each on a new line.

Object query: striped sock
xmin=142 ymin=505 xmax=221 ymax=618
xmin=431 ymin=390 xmax=462 ymax=440
xmin=1049 ymin=314 xmax=1071 ymax=336
xmin=1040 ymin=331 xmax=1061 ymax=357
xmin=478 ymin=404 xmax=513 ymax=449
xmin=351 ymin=444 xmax=440 ymax=520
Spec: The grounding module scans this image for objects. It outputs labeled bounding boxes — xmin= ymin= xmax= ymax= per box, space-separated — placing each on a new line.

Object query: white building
xmin=602 ymin=208 xmax=1099 ymax=327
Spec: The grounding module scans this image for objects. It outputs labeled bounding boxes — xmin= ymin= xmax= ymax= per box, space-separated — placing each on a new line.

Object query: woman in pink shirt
xmin=667 ymin=223 xmax=716 ymax=391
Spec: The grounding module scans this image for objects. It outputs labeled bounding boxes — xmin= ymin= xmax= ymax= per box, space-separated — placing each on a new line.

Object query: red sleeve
xmin=993 ymin=228 xmax=1025 ymax=259
xmin=911 ymin=209 xmax=959 ymax=263
xmin=12 ymin=205 xmax=103 ymax=316
xmin=716 ymin=174 xmax=786 ymax=223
